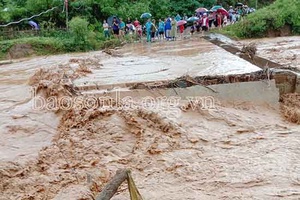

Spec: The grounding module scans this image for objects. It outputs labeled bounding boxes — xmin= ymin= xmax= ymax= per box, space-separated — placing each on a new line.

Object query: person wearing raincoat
xmin=145 ymin=19 xmax=152 ymax=42
xmin=170 ymin=18 xmax=177 ymax=41
xmin=158 ymin=19 xmax=165 ymax=40
xmin=179 ymin=24 xmax=184 ymax=39
xmin=175 ymin=14 xmax=181 ymax=21
xmin=165 ymin=18 xmax=171 ymax=40
xmin=151 ymin=19 xmax=157 ymax=42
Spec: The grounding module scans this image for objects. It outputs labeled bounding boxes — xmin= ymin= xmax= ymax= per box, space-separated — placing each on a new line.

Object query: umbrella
xmin=195 ymin=7 xmax=208 ymax=13
xmin=28 ymin=20 xmax=40 ymax=30
xmin=211 ymin=5 xmax=223 ymax=11
xmin=177 ymin=20 xmax=187 ymax=26
xmin=187 ymin=17 xmax=199 ymax=22
xmin=217 ymin=8 xmax=229 ymax=16
xmin=140 ymin=13 xmax=152 ymax=19
xmin=28 ymin=20 xmax=39 ymax=30
xmin=107 ymin=16 xmax=119 ymax=27
xmin=235 ymin=2 xmax=244 ymax=7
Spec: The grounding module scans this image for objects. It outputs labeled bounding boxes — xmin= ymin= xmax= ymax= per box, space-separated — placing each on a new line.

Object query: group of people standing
xmin=103 ymin=17 xmax=138 ymax=38
xmin=191 ymin=4 xmax=254 ymax=33
xmin=103 ymin=16 xmax=185 ymax=42
xmin=102 ymin=4 xmax=255 ymax=42
xmin=228 ymin=5 xmax=254 ymax=23
xmin=145 ymin=17 xmax=182 ymax=42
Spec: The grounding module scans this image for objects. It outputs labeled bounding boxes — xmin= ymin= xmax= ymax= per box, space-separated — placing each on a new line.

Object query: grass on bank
xmin=220 ymin=0 xmax=300 ymax=38
xmin=0 ymin=36 xmax=122 ymax=60
xmin=0 ymin=17 xmax=124 ymax=60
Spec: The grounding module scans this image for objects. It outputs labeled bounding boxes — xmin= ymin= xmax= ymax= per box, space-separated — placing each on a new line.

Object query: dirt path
xmin=0 ymin=36 xmax=300 ymax=200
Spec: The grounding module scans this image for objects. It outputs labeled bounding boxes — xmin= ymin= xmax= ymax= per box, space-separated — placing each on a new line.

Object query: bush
xmin=222 ymin=0 xmax=300 ymax=38
xmin=68 ymin=16 xmax=101 ymax=50
xmin=69 ymin=17 xmax=89 ymax=45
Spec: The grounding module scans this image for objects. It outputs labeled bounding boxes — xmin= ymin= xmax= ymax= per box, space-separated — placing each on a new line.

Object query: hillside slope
xmin=222 ymin=0 xmax=300 ymax=38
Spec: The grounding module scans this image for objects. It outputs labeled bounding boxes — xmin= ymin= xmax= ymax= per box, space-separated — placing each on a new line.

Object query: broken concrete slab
xmin=86 ymin=80 xmax=279 ymax=108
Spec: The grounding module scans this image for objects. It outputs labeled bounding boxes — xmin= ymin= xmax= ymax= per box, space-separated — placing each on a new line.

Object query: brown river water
xmin=0 ymin=36 xmax=299 ymax=200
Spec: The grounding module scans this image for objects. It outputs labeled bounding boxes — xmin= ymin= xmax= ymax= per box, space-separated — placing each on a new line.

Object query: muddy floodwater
xmin=238 ymin=36 xmax=300 ymax=71
xmin=0 ymin=36 xmax=300 ymax=200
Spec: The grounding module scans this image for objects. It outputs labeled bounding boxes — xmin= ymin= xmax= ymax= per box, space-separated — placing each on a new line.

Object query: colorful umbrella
xmin=195 ymin=7 xmax=208 ymax=13
xmin=235 ymin=2 xmax=244 ymax=7
xmin=217 ymin=8 xmax=229 ymax=16
xmin=211 ymin=5 xmax=223 ymax=11
xmin=177 ymin=20 xmax=187 ymax=26
xmin=140 ymin=13 xmax=152 ymax=19
xmin=107 ymin=16 xmax=119 ymax=27
xmin=28 ymin=20 xmax=39 ymax=30
xmin=187 ymin=17 xmax=199 ymax=22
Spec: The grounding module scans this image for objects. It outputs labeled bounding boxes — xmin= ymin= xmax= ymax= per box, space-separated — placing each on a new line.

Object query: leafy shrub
xmin=69 ymin=17 xmax=89 ymax=44
xmin=222 ymin=0 xmax=300 ymax=38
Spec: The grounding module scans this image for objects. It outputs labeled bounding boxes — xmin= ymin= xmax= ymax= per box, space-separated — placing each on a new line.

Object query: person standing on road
xmin=112 ymin=17 xmax=119 ymax=38
xmin=208 ymin=12 xmax=214 ymax=28
xmin=145 ymin=19 xmax=152 ymax=42
xmin=228 ymin=6 xmax=234 ymax=22
xmin=190 ymin=22 xmax=196 ymax=35
xmin=127 ymin=17 xmax=132 ymax=25
xmin=133 ymin=18 xmax=140 ymax=28
xmin=215 ymin=14 xmax=222 ymax=29
xmin=201 ymin=13 xmax=209 ymax=33
xmin=151 ymin=19 xmax=157 ymax=42
xmin=165 ymin=18 xmax=171 ymax=40
xmin=183 ymin=13 xmax=188 ymax=21
xmin=103 ymin=20 xmax=110 ymax=39
xmin=119 ymin=18 xmax=125 ymax=36
xmin=170 ymin=17 xmax=177 ymax=41
xmin=179 ymin=24 xmax=184 ymax=39
xmin=231 ymin=12 xmax=237 ymax=24
xmin=158 ymin=19 xmax=165 ymax=40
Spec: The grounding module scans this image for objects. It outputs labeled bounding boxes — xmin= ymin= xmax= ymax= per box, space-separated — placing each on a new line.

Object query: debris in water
xmin=280 ymin=93 xmax=300 ymax=124
xmin=241 ymin=43 xmax=257 ymax=59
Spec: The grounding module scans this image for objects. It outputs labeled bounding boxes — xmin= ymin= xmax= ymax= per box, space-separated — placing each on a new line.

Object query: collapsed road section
xmin=1 ymin=35 xmax=300 ymax=199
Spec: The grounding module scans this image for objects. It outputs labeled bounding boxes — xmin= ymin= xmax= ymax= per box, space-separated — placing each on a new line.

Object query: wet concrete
xmin=204 ymin=34 xmax=300 ymax=94
xmin=205 ymin=34 xmax=283 ymax=69
xmin=74 ymin=38 xmax=260 ymax=88
xmin=88 ymin=80 xmax=280 ymax=107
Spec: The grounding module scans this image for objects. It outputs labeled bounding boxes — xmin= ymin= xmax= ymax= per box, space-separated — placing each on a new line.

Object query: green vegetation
xmin=0 ymin=0 xmax=278 ymax=59
xmin=221 ymin=0 xmax=300 ymax=38
xmin=0 ymin=0 xmax=275 ymax=25
xmin=0 ymin=33 xmax=122 ymax=60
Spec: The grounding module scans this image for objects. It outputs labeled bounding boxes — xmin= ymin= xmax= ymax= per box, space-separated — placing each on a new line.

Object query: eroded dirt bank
xmin=0 ymin=37 xmax=300 ymax=200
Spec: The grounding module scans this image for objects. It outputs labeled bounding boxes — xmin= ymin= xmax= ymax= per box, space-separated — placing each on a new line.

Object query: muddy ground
xmin=0 ymin=36 xmax=300 ymax=200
